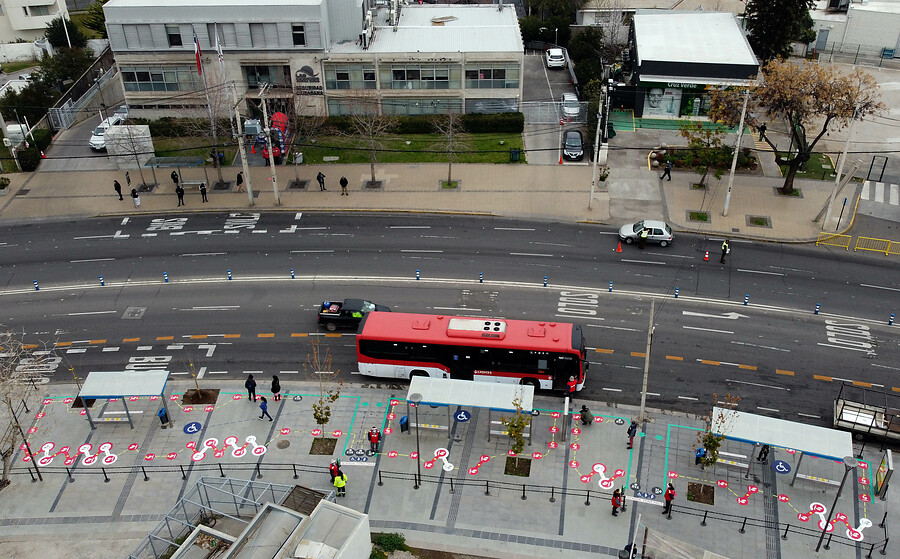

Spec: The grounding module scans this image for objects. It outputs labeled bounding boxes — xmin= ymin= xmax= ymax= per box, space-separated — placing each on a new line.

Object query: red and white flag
xmin=193 ymin=31 xmax=203 ymax=76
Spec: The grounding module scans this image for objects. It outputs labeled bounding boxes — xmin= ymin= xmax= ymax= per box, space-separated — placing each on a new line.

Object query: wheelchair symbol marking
xmin=771 ymin=460 xmax=791 ymax=474
xmin=183 ymin=421 xmax=202 ymax=435
xmin=455 ymin=410 xmax=471 ymax=422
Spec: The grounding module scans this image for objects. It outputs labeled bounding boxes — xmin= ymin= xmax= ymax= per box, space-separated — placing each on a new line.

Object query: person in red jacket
xmin=663 ymin=483 xmax=676 ymax=515
xmin=566 ymin=376 xmax=577 ymax=396
xmin=367 ymin=427 xmax=381 ymax=452
xmin=611 ymin=489 xmax=622 ymax=516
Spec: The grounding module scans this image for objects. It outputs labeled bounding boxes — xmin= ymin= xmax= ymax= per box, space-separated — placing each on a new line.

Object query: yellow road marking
xmin=325 ymin=333 xmax=343 ymax=337
xmin=852 ymin=381 xmax=872 ymax=388
xmin=23 ymin=344 xmax=38 ymax=349
xmin=56 ymin=341 xmax=72 ymax=347
xmin=666 ymin=355 xmax=683 ymax=361
xmin=776 ymin=369 xmax=794 ymax=376
xmin=701 ymin=360 xmax=720 ymax=366
xmin=123 ymin=337 xmax=140 ymax=342
xmin=291 ymin=333 xmax=309 ymax=337
xmin=224 ymin=334 xmax=240 ymax=339
xmin=89 ymin=339 xmax=106 ymax=344
xmin=738 ymin=364 xmax=757 ymax=371
xmin=595 ymin=348 xmax=614 ymax=354
xmin=190 ymin=335 xmax=208 ymax=339
xmin=156 ymin=336 xmax=174 ymax=341
xmin=631 ymin=352 xmax=645 ymax=358
xmin=813 ymin=375 xmax=832 ymax=382
xmin=258 ymin=333 xmax=275 ymax=338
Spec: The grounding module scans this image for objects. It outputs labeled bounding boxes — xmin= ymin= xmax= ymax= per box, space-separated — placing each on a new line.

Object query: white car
xmin=89 ymin=114 xmax=124 ymax=151
xmin=545 ymin=48 xmax=565 ymax=69
xmin=618 ymin=220 xmax=674 ymax=247
xmin=561 ymin=93 xmax=580 ymax=119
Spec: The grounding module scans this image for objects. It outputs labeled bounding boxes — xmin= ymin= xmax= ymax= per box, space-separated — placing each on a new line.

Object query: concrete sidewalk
xmin=0 ymin=380 xmax=891 ymax=559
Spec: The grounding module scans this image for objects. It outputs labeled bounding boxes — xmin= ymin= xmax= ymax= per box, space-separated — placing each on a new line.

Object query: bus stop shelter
xmin=78 ymin=370 xmax=171 ymax=430
xmin=711 ymin=406 xmax=853 ymax=486
xmin=144 ymin=156 xmax=206 ymax=189
xmin=405 ymin=377 xmax=534 ymax=443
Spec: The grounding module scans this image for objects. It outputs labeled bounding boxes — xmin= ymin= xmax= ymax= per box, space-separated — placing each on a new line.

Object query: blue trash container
xmin=157 ymin=408 xmax=169 ymax=426
xmin=399 ymin=415 xmax=409 ymax=433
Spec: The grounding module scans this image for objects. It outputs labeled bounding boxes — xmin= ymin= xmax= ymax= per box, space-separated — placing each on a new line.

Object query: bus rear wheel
xmin=409 ymin=371 xmax=429 ymax=380
xmin=521 ymin=378 xmax=540 ymax=390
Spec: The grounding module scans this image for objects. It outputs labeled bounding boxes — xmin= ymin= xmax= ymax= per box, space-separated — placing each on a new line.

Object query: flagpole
xmin=193 ymin=25 xmax=223 ymax=187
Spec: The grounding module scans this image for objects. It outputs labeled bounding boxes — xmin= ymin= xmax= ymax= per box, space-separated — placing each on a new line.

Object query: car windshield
xmin=92 ymin=126 xmax=106 ymax=136
xmin=565 ymin=134 xmax=581 ymax=147
xmin=631 ymin=222 xmax=644 ymax=234
xmin=564 ymin=98 xmax=579 ymax=110
xmin=360 ymin=300 xmax=376 ymax=313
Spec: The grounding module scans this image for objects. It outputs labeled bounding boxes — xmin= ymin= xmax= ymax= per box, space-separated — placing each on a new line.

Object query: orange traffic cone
xmin=559 ymin=153 xmax=563 ymax=164
xmin=559 ymin=117 xmax=564 ymax=126
xmin=704 ymin=251 xmax=709 ymax=261
xmin=40 ymin=150 xmax=46 ymax=159
xmin=251 ymin=144 xmax=256 ymax=154
xmin=616 ymin=241 xmax=622 ymax=253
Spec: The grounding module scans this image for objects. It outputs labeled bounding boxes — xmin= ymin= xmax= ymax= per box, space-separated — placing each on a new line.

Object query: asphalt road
xmin=2 ymin=212 xmax=898 ymax=425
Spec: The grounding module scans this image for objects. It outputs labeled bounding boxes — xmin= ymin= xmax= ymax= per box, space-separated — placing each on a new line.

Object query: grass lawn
xmin=2 ymin=60 xmax=40 ymax=73
xmin=154 ymin=137 xmax=238 ymax=165
xmin=777 ymin=152 xmax=835 ymax=180
xmin=295 ymin=133 xmax=525 ymax=164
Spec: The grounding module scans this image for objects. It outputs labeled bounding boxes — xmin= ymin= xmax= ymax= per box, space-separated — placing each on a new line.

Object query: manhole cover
xmin=276 ymin=440 xmax=290 ymax=450
xmin=122 ymin=306 xmax=147 ymax=319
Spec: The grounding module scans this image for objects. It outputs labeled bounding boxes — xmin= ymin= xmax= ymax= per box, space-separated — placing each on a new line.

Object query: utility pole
xmin=824 ymin=106 xmax=858 ymax=230
xmin=231 ymin=82 xmax=254 ymax=206
xmin=638 ymin=300 xmax=654 ymax=423
xmin=259 ymin=84 xmax=281 ymax=205
xmin=723 ymin=88 xmax=750 ymax=217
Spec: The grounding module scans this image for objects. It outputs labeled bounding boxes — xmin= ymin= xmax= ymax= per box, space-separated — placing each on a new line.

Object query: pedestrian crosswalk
xmin=861 ymin=181 xmax=899 ymax=206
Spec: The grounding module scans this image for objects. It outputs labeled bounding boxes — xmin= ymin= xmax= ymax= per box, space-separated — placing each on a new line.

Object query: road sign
xmin=183 ymin=421 xmax=202 ymax=435
xmin=772 ymin=460 xmax=792 ymax=474
xmin=455 ymin=410 xmax=471 ymax=422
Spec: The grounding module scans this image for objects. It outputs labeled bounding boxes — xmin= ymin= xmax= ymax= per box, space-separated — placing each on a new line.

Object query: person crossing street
xmin=720 ymin=239 xmax=730 ymax=264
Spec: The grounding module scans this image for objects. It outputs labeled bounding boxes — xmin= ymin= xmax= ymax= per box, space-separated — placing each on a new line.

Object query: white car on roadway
xmin=618 ymin=220 xmax=674 ymax=247
xmin=560 ymin=93 xmax=580 ymax=119
xmin=89 ymin=113 xmax=124 ymax=151
xmin=545 ymin=48 xmax=565 ymax=69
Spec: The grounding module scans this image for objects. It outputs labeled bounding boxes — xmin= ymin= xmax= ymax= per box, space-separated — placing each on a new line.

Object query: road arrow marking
xmin=682 ymin=311 xmax=748 ymax=320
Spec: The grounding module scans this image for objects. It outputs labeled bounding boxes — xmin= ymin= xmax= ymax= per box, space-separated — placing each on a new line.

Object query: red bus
xmin=356 ymin=312 xmax=587 ymax=392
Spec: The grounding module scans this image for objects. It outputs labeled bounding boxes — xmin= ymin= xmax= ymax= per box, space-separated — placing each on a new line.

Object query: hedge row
xmin=19 ymin=128 xmax=53 ymax=172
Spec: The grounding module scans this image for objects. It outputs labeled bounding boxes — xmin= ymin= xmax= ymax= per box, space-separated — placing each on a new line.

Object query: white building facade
xmin=0 ymin=0 xmax=68 ymax=43
xmin=103 ymin=0 xmax=524 ymax=119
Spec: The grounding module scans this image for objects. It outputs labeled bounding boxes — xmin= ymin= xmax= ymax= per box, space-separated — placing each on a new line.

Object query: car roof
xmin=562 ymin=93 xmax=578 ymax=101
xmin=547 ymin=48 xmax=564 ymax=56
xmin=564 ymin=130 xmax=582 ymax=138
xmin=639 ymin=220 xmax=669 ymax=229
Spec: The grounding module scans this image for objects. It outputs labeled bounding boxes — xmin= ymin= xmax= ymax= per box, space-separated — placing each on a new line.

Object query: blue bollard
xmin=416 ymin=269 xmax=420 ymax=280
xmin=99 ymin=275 xmax=104 ymax=286
xmin=609 ymin=281 xmax=613 ymax=292
xmin=815 ymin=303 xmax=820 ymax=315
xmin=479 ymin=272 xmax=483 ymax=283
xmin=675 ymin=287 xmax=679 ymax=298
xmin=33 ymin=280 xmax=39 ymax=291
xmin=744 ymin=294 xmax=749 ymax=306
xmin=163 ymin=272 xmax=168 ymax=283
xmin=291 ymin=267 xmax=295 ymax=279
xmin=544 ymin=276 xmax=548 ymax=287
xmin=891 ymin=314 xmax=895 ymax=326
xmin=227 ymin=269 xmax=232 ymax=280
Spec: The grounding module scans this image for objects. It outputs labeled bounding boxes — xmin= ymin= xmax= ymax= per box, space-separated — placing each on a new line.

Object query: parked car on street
xmin=562 ymin=130 xmax=583 ymax=161
xmin=618 ymin=220 xmax=674 ymax=247
xmin=545 ymin=48 xmax=565 ymax=69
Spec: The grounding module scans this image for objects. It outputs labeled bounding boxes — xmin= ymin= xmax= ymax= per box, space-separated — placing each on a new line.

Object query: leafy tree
xmin=573 ymin=58 xmax=603 ymax=90
xmin=83 ymin=0 xmax=109 ymax=39
xmin=501 ymin=396 xmax=531 ymax=469
xmin=525 ymin=0 xmax=587 ymax=19
xmin=0 ymin=81 xmax=58 ymax=124
xmin=678 ymin=122 xmax=729 ymax=187
xmin=567 ymin=26 xmax=604 ymax=62
xmin=744 ymin=0 xmax=815 ymax=62
xmin=45 ymin=17 xmax=88 ymax=49
xmin=581 ymin=78 xmax=604 ymax=154
xmin=696 ymin=393 xmax=740 ymax=468
xmin=709 ymin=60 xmax=885 ymax=194
xmin=36 ymin=47 xmax=94 ymax=89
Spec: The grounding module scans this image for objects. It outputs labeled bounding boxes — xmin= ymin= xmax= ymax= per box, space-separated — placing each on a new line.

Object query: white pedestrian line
xmin=121 ymin=218 xmax=130 ymax=225
xmin=757 ymin=406 xmax=779 ymax=412
xmin=66 ymin=348 xmax=87 ymax=354
xmin=197 ymin=366 xmax=207 ymax=379
xmin=862 ymin=181 xmax=899 ymax=205
xmin=678 ymin=396 xmax=699 ymax=401
xmin=797 ymin=412 xmax=821 ymax=419
xmin=102 ymin=347 xmax=120 ymax=352
xmin=620 ymin=259 xmax=666 ymax=265
xmin=137 ymin=345 xmax=154 ymax=351
xmin=683 ymin=326 xmax=734 ymax=335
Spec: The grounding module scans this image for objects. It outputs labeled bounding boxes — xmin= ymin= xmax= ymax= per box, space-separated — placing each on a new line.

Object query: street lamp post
xmin=409 ymin=392 xmax=423 ymax=490
xmin=815 ymin=456 xmax=858 ymax=552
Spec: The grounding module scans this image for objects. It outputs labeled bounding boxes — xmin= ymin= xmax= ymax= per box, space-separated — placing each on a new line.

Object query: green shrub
xmin=396 ymin=115 xmax=435 ymax=134
xmin=372 ymin=532 xmax=407 ymax=553
xmin=31 ymin=128 xmax=52 ymax=151
xmin=368 ymin=549 xmax=387 ymax=559
xmin=461 ymin=112 xmax=524 ymax=133
xmin=18 ymin=146 xmax=42 ymax=171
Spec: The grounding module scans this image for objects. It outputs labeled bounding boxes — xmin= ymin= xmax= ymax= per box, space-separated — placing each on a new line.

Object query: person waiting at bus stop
xmin=566 ymin=376 xmax=577 ymax=397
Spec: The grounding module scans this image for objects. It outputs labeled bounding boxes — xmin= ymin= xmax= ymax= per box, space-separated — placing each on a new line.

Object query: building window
xmin=120 ymin=65 xmax=201 ymax=92
xmin=381 ymin=98 xmax=463 ymax=116
xmin=381 ymin=64 xmax=460 ymax=90
xmin=324 ymin=64 xmax=376 ymax=90
xmin=27 ymin=5 xmax=51 ymax=16
xmin=166 ymin=25 xmax=182 ymax=47
xmin=249 ymin=23 xmax=265 ymax=47
xmin=292 ymin=24 xmax=306 ymax=46
xmin=244 ymin=65 xmax=291 ymax=87
xmin=464 ymin=64 xmax=519 ymax=89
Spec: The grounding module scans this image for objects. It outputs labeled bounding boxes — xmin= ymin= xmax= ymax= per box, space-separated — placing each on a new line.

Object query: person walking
xmin=333 ymin=469 xmax=348 ymax=497
xmin=662 ymin=483 xmax=676 ymax=515
xmin=720 ymin=239 xmax=730 ymax=264
xmin=316 ymin=171 xmax=326 ymax=191
xmin=271 ymin=375 xmax=281 ymax=401
xmin=695 ymin=446 xmax=707 ymax=466
xmin=176 ymin=185 xmax=185 ymax=206
xmin=339 ymin=176 xmax=348 ymax=196
xmin=131 ymin=188 xmax=140 ymax=208
xmin=579 ymin=405 xmax=594 ymax=426
xmin=626 ymin=420 xmax=638 ymax=449
xmin=660 ymin=160 xmax=672 ymax=181
xmin=245 ymin=374 xmax=257 ymax=402
xmin=757 ymin=444 xmax=770 ymax=463
xmin=113 ymin=180 xmax=123 ymax=200
xmin=367 ymin=427 xmax=381 ymax=452
xmin=758 ymin=123 xmax=767 ymax=141
xmin=236 ymin=171 xmax=245 ymax=192
xmin=566 ymin=376 xmax=577 ymax=397
xmin=638 ymin=227 xmax=648 ymax=250
xmin=611 ymin=489 xmax=622 ymax=516
xmin=171 ymin=170 xmax=180 ymax=186
xmin=199 ymin=183 xmax=208 ymax=203
xmin=258 ymin=396 xmax=273 ymax=421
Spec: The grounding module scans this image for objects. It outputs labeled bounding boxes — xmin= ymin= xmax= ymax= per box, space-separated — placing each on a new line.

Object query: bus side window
xmin=537 ymin=358 xmax=548 ymax=373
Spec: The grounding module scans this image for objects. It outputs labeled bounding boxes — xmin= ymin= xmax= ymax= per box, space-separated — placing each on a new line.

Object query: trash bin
xmin=218 ymin=152 xmax=225 ymax=165
xmin=607 ymin=122 xmax=616 ymax=139
xmin=399 ymin=415 xmax=409 ymax=433
xmin=157 ymin=408 xmax=169 ymax=426
xmin=509 ymin=148 xmax=521 ymax=162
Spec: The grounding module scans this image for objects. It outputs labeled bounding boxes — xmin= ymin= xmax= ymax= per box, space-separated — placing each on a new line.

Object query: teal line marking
xmin=664 ymin=423 xmax=704 ymax=486
xmin=341 ymin=395 xmax=362 ymax=456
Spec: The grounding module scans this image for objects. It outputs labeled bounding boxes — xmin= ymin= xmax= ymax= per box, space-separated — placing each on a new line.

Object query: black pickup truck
xmin=317 ymin=299 xmax=390 ymax=331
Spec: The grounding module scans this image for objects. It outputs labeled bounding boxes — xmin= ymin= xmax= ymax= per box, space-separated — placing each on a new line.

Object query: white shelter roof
xmin=711 ymin=406 xmax=853 ymax=460
xmin=407 ymin=377 xmax=534 ymax=413
xmin=79 ymin=370 xmax=169 ymax=398
xmin=634 ymin=11 xmax=758 ymax=66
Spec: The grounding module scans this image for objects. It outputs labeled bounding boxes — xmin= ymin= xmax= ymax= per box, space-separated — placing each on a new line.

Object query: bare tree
xmin=105 ymin=124 xmax=154 ymax=187
xmin=595 ymin=0 xmax=629 ymax=58
xmin=304 ymin=339 xmax=342 ymax=437
xmin=501 ymin=394 xmax=531 ymax=472
xmin=290 ymin=88 xmax=328 ymax=187
xmin=430 ymin=111 xmax=470 ymax=188
xmin=174 ymin=81 xmax=234 ymax=187
xmin=342 ymin=92 xmax=399 ymax=188
xmin=1 ymin=328 xmax=55 ymax=490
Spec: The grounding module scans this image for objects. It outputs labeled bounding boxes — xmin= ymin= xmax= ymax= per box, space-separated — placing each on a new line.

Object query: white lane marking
xmin=244 ymin=370 xmax=263 ymax=375
xmin=594 ymin=325 xmax=641 ymax=332
xmin=563 ymin=315 xmax=605 ymax=322
xmin=434 ymin=306 xmax=483 ymax=312
xmin=797 ymin=412 xmax=821 ymax=419
xmin=683 ymin=311 xmax=747 ymax=320
xmin=197 ymin=366 xmax=207 ymax=380
xmin=738 ymin=269 xmax=785 ymax=276
xmin=70 ymin=258 xmax=115 ymax=263
xmin=390 ymin=226 xmax=431 ymax=229
xmin=279 ymin=370 xmax=300 ymax=375
xmin=757 ymin=406 xmax=779 ymax=412
xmin=872 ymin=363 xmax=900 ymax=372
xmin=421 ymin=235 xmax=457 ymax=239
xmin=860 ymin=283 xmax=900 ymax=292
xmin=73 ymin=234 xmax=117 ymax=240
xmin=121 ymin=218 xmax=130 ymax=225
xmin=621 ymin=259 xmax=666 ymax=265
xmin=678 ymin=396 xmax=699 ymax=401
xmin=180 ymin=252 xmax=227 ymax=257
xmin=647 ymin=392 xmax=661 ymax=396
xmin=602 ymin=387 xmax=622 ymax=392
xmin=66 ymin=348 xmax=87 ymax=354
xmin=136 ymin=346 xmax=153 ymax=351
xmin=725 ymin=379 xmax=789 ymax=391
xmin=533 ymin=242 xmax=571 ymax=247
xmin=291 ymin=250 xmax=334 ymax=253
xmin=208 ymin=371 xmax=228 ymax=375
xmin=68 ymin=310 xmax=117 ymax=316
xmin=142 ymin=233 xmax=158 ymax=237
xmin=179 ymin=306 xmax=240 ymax=311
xmin=170 ymin=372 xmax=189 ymax=375
xmin=166 ymin=344 xmax=184 ymax=350
xmin=731 ymin=341 xmax=791 ymax=352
xmin=682 ymin=326 xmax=734 ymax=334
xmin=102 ymin=347 xmax=120 ymax=352
xmin=510 ymin=252 xmax=553 ymax=257
xmin=290 ymin=226 xmax=326 ymax=230
xmin=251 ymin=230 xmax=268 ymax=234
xmin=598 ymin=232 xmax=618 ymax=235
xmin=294 ymin=213 xmax=303 ymax=220
xmin=401 ymin=250 xmax=444 ymax=253
xmin=495 ymin=227 xmax=535 ymax=231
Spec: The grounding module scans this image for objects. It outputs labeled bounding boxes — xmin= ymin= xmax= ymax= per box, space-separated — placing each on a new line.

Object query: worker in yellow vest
xmin=333 ymin=470 xmax=348 ymax=497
